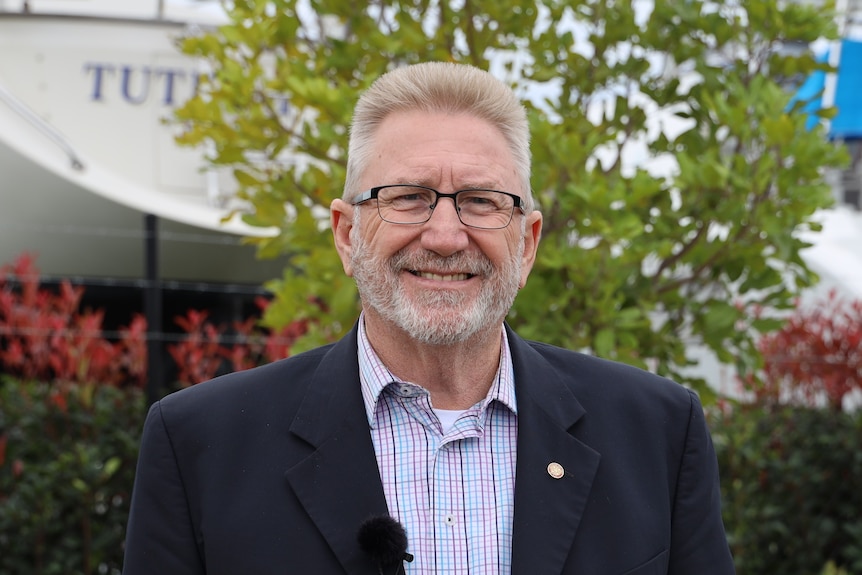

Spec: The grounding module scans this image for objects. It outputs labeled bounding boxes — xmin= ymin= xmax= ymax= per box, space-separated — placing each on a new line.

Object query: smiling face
xmin=332 ymin=110 xmax=542 ymax=346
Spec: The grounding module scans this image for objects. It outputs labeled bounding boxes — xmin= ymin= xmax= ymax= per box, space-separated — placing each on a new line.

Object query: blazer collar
xmin=507 ymin=326 xmax=602 ymax=574
xmin=285 ymin=326 xmax=388 ymax=574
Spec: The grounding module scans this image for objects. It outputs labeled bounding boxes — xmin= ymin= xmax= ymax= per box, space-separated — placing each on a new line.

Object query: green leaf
xmin=102 ymin=457 xmax=121 ymax=480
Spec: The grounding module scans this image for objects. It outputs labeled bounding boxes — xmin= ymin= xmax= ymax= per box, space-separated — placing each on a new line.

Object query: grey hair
xmin=343 ymin=62 xmax=534 ymax=212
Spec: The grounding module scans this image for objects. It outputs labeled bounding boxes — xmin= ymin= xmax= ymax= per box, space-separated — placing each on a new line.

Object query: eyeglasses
xmin=352 ymin=185 xmax=524 ymax=230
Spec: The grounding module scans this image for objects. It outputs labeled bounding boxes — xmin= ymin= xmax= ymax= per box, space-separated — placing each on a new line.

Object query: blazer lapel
xmin=284 ymin=327 xmax=389 ymax=574
xmin=508 ymin=328 xmax=602 ymax=574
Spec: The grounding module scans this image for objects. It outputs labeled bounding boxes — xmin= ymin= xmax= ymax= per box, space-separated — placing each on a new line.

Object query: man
xmin=123 ymin=62 xmax=735 ymax=574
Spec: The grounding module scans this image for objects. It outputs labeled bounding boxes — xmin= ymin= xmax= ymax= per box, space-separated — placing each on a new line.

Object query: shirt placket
xmin=430 ymin=435 xmax=464 ymax=574
xmin=433 ymin=412 xmax=488 ymax=575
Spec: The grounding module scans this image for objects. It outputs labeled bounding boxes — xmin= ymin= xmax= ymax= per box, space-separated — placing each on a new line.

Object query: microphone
xmin=357 ymin=515 xmax=414 ymax=574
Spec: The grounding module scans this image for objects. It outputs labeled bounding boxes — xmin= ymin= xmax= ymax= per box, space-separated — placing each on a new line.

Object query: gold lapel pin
xmin=547 ymin=461 xmax=565 ymax=479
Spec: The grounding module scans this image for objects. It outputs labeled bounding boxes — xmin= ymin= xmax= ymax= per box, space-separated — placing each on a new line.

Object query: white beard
xmin=349 ymin=220 xmax=524 ymax=346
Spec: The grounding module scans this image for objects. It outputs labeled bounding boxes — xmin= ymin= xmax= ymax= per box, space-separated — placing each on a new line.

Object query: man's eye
xmin=461 ymin=193 xmax=504 ymax=210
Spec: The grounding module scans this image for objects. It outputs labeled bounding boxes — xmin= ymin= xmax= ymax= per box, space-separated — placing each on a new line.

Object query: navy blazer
xmin=123 ymin=325 xmax=735 ymax=574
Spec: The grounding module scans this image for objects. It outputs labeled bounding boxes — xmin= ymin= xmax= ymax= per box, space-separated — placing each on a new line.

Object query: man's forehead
xmin=365 ymin=113 xmax=517 ymax=188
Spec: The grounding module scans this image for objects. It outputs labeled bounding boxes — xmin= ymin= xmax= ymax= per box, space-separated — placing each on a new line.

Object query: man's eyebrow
xmin=459 ymin=183 xmax=505 ymax=190
xmin=386 ymin=178 xmax=506 ymax=190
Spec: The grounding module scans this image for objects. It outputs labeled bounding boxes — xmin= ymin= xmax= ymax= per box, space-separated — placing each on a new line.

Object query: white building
xmin=0 ymin=0 xmax=288 ymax=279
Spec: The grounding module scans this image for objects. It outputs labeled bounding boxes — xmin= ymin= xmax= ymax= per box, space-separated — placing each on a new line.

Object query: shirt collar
xmin=357 ymin=312 xmax=517 ymax=427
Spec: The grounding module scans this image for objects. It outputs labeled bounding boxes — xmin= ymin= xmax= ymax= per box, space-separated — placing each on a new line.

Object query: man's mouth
xmin=409 ymin=270 xmax=473 ymax=281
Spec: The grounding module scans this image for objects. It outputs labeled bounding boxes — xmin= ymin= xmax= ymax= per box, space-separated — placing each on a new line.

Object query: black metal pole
xmin=144 ymin=214 xmax=163 ymax=405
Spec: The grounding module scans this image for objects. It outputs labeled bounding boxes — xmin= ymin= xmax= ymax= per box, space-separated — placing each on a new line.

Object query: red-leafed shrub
xmin=751 ymin=290 xmax=862 ymax=411
xmin=1 ymin=253 xmax=309 ymax=389
xmin=223 ymin=298 xmax=309 ymax=373
xmin=167 ymin=309 xmax=229 ymax=385
xmin=167 ymin=298 xmax=308 ymax=386
xmin=0 ymin=254 xmax=146 ymax=388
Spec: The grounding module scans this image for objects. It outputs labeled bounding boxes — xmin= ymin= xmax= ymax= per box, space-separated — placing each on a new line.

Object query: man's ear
xmin=519 ymin=210 xmax=543 ymax=289
xmin=331 ymin=199 xmax=356 ymax=277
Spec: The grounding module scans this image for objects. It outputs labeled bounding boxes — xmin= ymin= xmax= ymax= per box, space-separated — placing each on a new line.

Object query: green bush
xmin=712 ymin=405 xmax=862 ymax=575
xmin=0 ymin=377 xmax=145 ymax=575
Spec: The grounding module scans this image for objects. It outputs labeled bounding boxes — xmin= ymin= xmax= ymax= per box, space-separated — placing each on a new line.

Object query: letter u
xmin=121 ymin=66 xmax=152 ymax=105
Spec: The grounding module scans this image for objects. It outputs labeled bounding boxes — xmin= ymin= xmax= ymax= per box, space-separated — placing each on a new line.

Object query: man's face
xmin=332 ymin=110 xmax=542 ymax=345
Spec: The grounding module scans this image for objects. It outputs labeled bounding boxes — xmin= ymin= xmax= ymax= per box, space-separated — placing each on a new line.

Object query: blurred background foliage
xmin=0 ymin=378 xmax=144 ymax=575
xmin=712 ymin=404 xmax=862 ymax=575
xmin=172 ymin=0 xmax=847 ymax=397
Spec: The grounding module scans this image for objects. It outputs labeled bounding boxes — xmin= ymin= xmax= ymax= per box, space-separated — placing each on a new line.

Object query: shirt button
xmin=444 ymin=514 xmax=457 ymax=526
xmin=399 ymin=384 xmax=413 ymax=395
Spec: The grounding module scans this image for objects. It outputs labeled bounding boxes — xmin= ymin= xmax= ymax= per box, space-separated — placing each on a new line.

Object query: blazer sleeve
xmin=123 ymin=401 xmax=205 ymax=575
xmin=669 ymin=390 xmax=735 ymax=574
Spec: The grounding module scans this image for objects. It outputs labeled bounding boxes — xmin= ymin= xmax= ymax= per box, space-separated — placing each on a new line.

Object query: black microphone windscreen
xmin=357 ymin=515 xmax=410 ymax=566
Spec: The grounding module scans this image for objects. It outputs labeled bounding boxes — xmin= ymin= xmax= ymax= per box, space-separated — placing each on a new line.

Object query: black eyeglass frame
xmin=352 ymin=184 xmax=525 ymax=230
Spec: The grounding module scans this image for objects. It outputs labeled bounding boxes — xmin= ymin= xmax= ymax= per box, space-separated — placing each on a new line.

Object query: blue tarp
xmin=791 ymin=39 xmax=862 ymax=140
xmin=831 ymin=39 xmax=862 ymax=140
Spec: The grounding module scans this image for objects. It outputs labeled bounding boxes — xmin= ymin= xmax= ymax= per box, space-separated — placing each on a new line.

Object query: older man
xmin=123 ymin=62 xmax=735 ymax=575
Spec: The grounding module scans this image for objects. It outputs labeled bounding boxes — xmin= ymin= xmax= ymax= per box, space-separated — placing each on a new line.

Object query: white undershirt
xmin=432 ymin=408 xmax=467 ymax=434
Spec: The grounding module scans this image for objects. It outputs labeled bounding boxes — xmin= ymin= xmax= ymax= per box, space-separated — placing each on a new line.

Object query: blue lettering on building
xmin=82 ymin=61 xmax=291 ymax=116
xmin=83 ymin=61 xmax=208 ymax=107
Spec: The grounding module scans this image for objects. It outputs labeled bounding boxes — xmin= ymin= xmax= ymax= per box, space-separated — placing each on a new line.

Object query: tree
xmin=173 ymin=0 xmax=846 ymax=397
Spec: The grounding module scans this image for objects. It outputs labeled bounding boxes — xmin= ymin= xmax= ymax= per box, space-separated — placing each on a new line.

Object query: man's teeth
xmin=414 ymin=271 xmax=471 ymax=281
